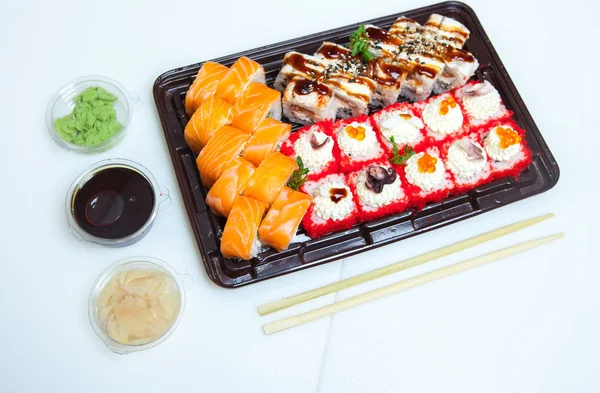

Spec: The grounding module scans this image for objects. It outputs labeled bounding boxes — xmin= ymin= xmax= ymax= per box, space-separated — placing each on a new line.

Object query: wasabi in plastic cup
xmin=46 ymin=75 xmax=137 ymax=153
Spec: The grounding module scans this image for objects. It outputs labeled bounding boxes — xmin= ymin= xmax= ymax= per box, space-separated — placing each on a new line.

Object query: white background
xmin=0 ymin=0 xmax=597 ymax=392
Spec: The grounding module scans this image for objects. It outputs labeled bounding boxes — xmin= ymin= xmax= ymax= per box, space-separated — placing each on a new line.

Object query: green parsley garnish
xmin=286 ymin=156 xmax=310 ymax=191
xmin=389 ymin=136 xmax=415 ymax=165
xmin=348 ymin=25 xmax=375 ymax=62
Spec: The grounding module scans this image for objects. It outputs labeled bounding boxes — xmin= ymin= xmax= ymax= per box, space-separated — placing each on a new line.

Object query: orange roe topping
xmin=417 ymin=153 xmax=438 ymax=173
xmin=439 ymin=97 xmax=457 ymax=115
xmin=399 ymin=113 xmax=413 ymax=120
xmin=346 ymin=125 xmax=366 ymax=141
xmin=496 ymin=126 xmax=522 ymax=149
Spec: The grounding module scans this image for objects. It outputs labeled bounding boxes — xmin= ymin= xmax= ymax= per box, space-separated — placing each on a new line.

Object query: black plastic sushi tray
xmin=153 ymin=1 xmax=560 ymax=288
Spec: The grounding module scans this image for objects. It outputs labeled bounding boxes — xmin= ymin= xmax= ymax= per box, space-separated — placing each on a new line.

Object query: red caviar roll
xmin=370 ymin=102 xmax=427 ymax=156
xmin=331 ymin=115 xmax=386 ymax=173
xmin=347 ymin=159 xmax=410 ymax=223
xmin=478 ymin=119 xmax=532 ymax=182
xmin=453 ymin=80 xmax=512 ymax=131
xmin=279 ymin=121 xmax=339 ymax=182
xmin=300 ymin=173 xmax=358 ymax=239
xmin=395 ymin=146 xmax=455 ymax=210
xmin=412 ymin=92 xmax=470 ymax=148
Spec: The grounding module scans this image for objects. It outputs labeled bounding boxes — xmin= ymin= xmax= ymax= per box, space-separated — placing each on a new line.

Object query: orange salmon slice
xmin=258 ymin=187 xmax=312 ymax=251
xmin=184 ymin=95 xmax=233 ymax=153
xmin=205 ymin=157 xmax=256 ymax=217
xmin=241 ymin=119 xmax=291 ymax=166
xmin=242 ymin=151 xmax=297 ymax=206
xmin=196 ymin=125 xmax=250 ymax=188
xmin=216 ymin=56 xmax=265 ymax=104
xmin=185 ymin=62 xmax=229 ymax=116
xmin=230 ymin=82 xmax=281 ymax=133
xmin=220 ymin=196 xmax=267 ymax=260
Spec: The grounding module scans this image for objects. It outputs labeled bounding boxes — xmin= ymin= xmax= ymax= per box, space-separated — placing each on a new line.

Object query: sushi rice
xmin=421 ymin=94 xmax=464 ymax=135
xmin=280 ymin=121 xmax=340 ymax=182
xmin=454 ymin=80 xmax=512 ymax=129
xmin=332 ymin=115 xmax=385 ymax=173
xmin=444 ymin=135 xmax=492 ymax=192
xmin=371 ymin=103 xmax=426 ymax=154
xmin=301 ymin=174 xmax=358 ymax=239
xmin=348 ymin=160 xmax=410 ymax=223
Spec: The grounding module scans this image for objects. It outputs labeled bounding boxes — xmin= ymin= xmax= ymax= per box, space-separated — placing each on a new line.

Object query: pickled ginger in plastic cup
xmin=88 ymin=257 xmax=186 ymax=354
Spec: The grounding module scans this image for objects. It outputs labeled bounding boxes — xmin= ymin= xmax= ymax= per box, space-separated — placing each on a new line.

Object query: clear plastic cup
xmin=88 ymin=257 xmax=187 ymax=355
xmin=65 ymin=158 xmax=170 ymax=247
xmin=46 ymin=75 xmax=138 ymax=153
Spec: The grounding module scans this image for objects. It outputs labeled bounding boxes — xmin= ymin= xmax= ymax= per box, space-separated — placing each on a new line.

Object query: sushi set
xmin=36 ymin=1 xmax=562 ymax=352
xmin=154 ymin=1 xmax=559 ymax=288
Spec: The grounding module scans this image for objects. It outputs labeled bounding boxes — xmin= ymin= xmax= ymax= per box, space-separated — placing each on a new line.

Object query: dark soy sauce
xmin=329 ymin=187 xmax=348 ymax=203
xmin=72 ymin=166 xmax=155 ymax=239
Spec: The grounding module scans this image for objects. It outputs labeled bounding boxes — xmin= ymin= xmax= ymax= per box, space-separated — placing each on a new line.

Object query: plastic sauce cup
xmin=46 ymin=75 xmax=138 ymax=153
xmin=88 ymin=257 xmax=186 ymax=355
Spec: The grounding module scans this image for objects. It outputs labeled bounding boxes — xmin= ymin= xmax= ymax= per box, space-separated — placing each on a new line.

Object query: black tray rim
xmin=153 ymin=0 xmax=560 ymax=288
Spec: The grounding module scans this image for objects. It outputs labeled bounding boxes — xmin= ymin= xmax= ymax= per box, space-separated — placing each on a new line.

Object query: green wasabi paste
xmin=54 ymin=87 xmax=122 ymax=146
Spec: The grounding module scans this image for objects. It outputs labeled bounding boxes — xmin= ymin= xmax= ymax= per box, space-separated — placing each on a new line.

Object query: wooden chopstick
xmin=258 ymin=213 xmax=554 ymax=316
xmin=263 ymin=233 xmax=564 ymax=335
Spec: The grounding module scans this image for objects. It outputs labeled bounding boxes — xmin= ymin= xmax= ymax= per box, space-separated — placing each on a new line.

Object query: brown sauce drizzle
xmin=287 ymin=53 xmax=320 ymax=77
xmin=282 ymin=19 xmax=475 ymax=107
xmin=443 ymin=47 xmax=474 ymax=62
xmin=293 ymin=79 xmax=330 ymax=96
xmin=423 ymin=21 xmax=441 ymax=28
xmin=325 ymin=78 xmax=370 ymax=102
xmin=365 ymin=27 xmax=389 ymax=42
xmin=317 ymin=43 xmax=350 ymax=60
xmin=329 ymin=187 xmax=348 ymax=203
xmin=375 ymin=62 xmax=407 ymax=86
xmin=389 ymin=27 xmax=473 ymax=66
xmin=350 ymin=75 xmax=376 ymax=90
xmin=366 ymin=27 xmax=403 ymax=47
xmin=395 ymin=17 xmax=418 ymax=24
xmin=424 ymin=22 xmax=469 ymax=38
xmin=412 ymin=64 xmax=439 ymax=79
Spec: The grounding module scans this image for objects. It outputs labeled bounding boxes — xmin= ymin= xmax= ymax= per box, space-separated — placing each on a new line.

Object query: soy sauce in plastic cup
xmin=66 ymin=159 xmax=169 ymax=247
xmin=73 ymin=166 xmax=154 ymax=239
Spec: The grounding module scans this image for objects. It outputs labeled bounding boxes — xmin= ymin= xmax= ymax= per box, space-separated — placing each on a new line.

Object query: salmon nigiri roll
xmin=196 ymin=125 xmax=250 ymax=188
xmin=184 ymin=95 xmax=233 ymax=153
xmin=241 ymin=119 xmax=291 ymax=166
xmin=258 ymin=187 xmax=312 ymax=251
xmin=242 ymin=152 xmax=298 ymax=206
xmin=221 ymin=196 xmax=267 ymax=260
xmin=230 ymin=82 xmax=282 ymax=133
xmin=216 ymin=56 xmax=265 ymax=104
xmin=205 ymin=157 xmax=255 ymax=217
xmin=185 ymin=61 xmax=229 ymax=116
